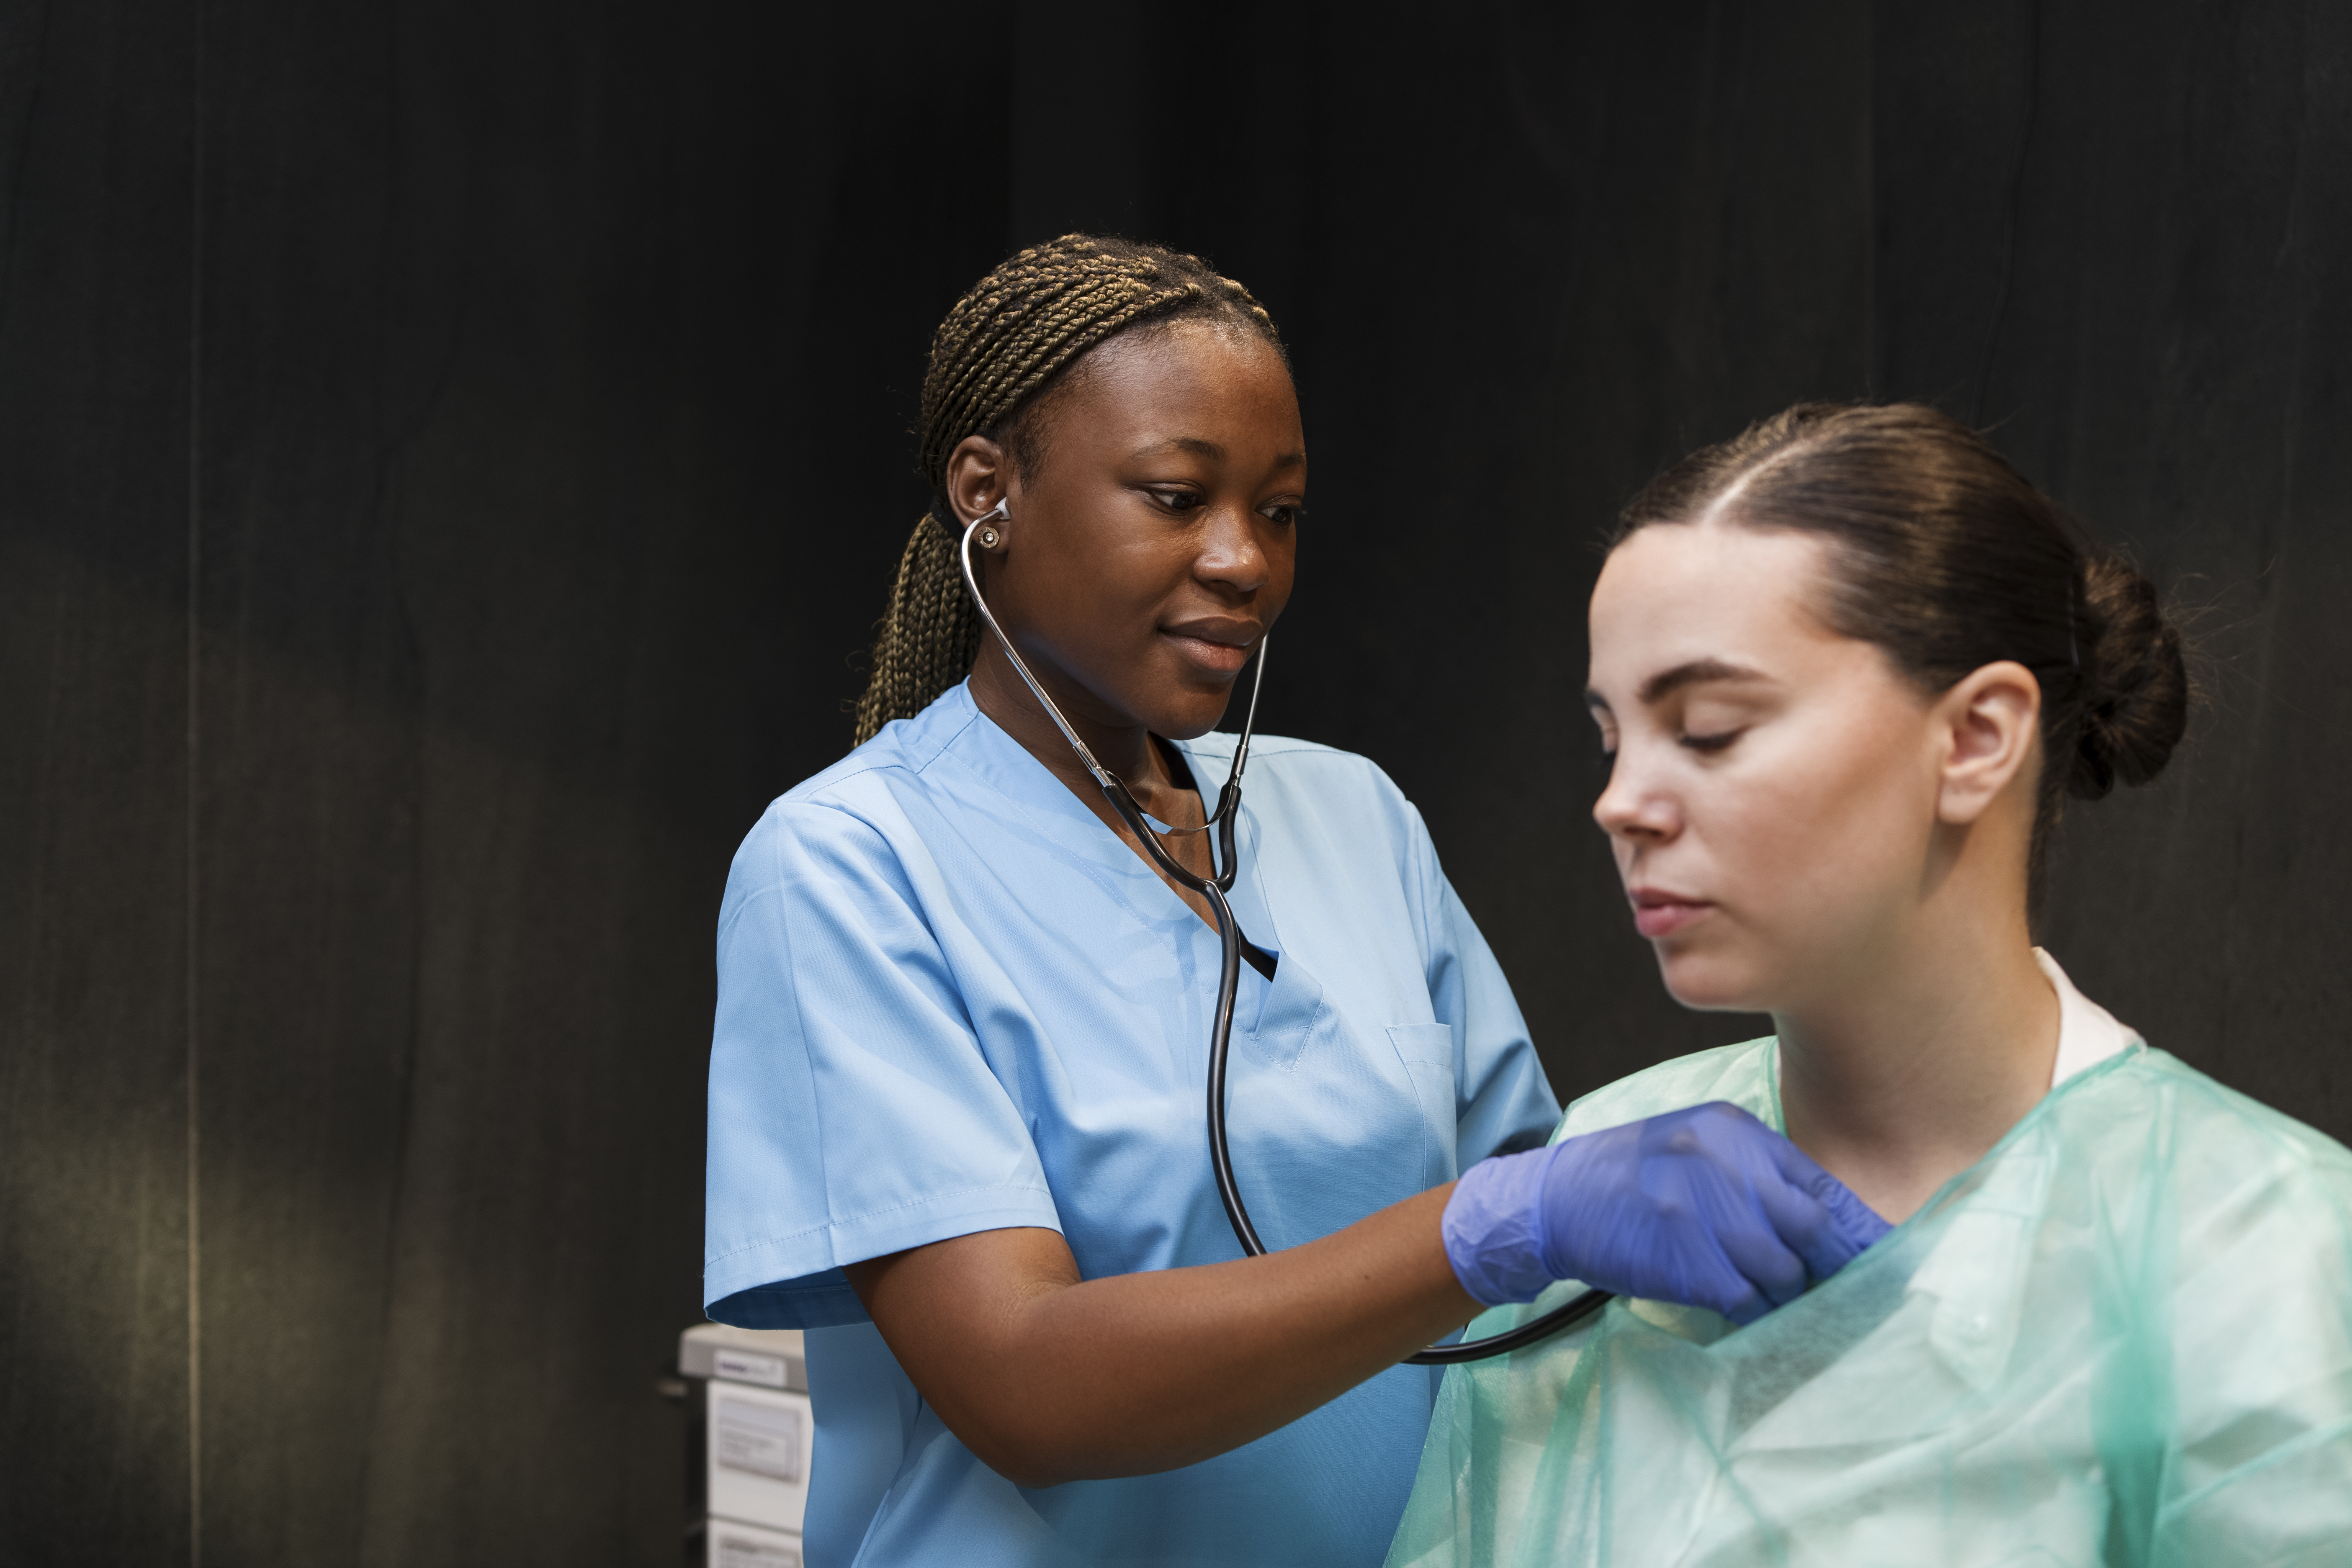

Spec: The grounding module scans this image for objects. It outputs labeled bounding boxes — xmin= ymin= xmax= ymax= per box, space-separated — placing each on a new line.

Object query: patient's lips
xmin=1628 ymin=887 xmax=1714 ymax=939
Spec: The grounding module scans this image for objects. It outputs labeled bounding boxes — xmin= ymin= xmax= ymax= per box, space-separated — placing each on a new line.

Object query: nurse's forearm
xmin=842 ymin=1185 xmax=1480 ymax=1488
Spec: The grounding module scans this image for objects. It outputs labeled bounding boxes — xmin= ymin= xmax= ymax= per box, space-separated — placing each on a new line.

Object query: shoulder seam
xmin=779 ymin=695 xmax=983 ymax=802
xmin=904 ymin=700 xmax=983 ymax=778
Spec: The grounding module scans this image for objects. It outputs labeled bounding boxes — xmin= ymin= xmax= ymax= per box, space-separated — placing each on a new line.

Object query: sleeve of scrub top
xmin=1405 ymin=806 xmax=1560 ymax=1166
xmin=703 ymin=802 xmax=1063 ymax=1330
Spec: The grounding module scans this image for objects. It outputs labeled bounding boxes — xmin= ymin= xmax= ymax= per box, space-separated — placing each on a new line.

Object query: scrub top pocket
xmin=1241 ymin=941 xmax=1328 ymax=1072
xmin=1390 ymin=1023 xmax=1461 ymax=1190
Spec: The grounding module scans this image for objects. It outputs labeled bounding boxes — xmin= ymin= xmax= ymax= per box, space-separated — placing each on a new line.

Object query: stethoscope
xmin=957 ymin=501 xmax=1605 ymax=1363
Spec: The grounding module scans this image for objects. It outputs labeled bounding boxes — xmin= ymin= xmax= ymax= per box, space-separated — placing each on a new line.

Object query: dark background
xmin=4 ymin=0 xmax=2345 ymax=1561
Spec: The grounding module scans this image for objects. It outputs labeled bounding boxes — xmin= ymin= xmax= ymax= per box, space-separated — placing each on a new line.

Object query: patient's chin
xmin=1654 ymin=947 xmax=1767 ymax=1015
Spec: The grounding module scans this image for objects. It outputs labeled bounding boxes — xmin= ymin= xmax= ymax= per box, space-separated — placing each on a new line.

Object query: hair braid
xmin=850 ymin=235 xmax=1285 ymax=745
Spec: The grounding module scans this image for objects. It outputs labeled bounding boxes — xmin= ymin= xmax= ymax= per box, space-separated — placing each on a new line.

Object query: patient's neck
xmin=1773 ymin=895 xmax=2059 ymax=1226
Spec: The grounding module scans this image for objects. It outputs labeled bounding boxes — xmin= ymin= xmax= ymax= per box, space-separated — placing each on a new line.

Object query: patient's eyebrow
xmin=1585 ymin=658 xmax=1770 ymax=713
xmin=1637 ymin=658 xmax=1768 ymax=705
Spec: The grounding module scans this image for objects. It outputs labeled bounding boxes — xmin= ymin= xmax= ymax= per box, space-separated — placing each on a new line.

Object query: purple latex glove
xmin=1443 ymin=1101 xmax=1891 ymax=1325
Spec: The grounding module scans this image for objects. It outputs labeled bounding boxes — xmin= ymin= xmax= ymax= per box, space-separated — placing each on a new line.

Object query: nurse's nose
xmin=1196 ymin=504 xmax=1271 ymax=596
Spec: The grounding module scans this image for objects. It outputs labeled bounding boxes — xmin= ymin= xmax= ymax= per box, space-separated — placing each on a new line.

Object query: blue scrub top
xmin=705 ymin=682 xmax=1557 ymax=1568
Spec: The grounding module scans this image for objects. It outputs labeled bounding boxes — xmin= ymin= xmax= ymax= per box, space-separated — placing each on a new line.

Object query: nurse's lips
xmin=1628 ymin=887 xmax=1714 ymax=939
xmin=1161 ymin=617 xmax=1257 ymax=675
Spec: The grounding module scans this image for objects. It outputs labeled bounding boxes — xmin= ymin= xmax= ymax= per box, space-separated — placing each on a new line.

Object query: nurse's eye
xmin=1260 ymin=502 xmax=1305 ymax=527
xmin=1680 ymin=730 xmax=1742 ymax=753
xmin=1148 ymin=487 xmax=1206 ymax=514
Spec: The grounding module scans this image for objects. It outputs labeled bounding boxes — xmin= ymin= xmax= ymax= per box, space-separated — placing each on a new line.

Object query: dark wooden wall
xmin=3 ymin=2 xmax=2344 ymax=1561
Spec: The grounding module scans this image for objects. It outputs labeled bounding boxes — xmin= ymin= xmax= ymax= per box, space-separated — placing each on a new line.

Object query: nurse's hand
xmin=1442 ymin=1101 xmax=1891 ymax=1324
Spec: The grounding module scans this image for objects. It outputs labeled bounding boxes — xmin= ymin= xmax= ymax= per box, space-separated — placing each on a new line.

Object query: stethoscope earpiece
xmin=973 ymin=499 xmax=1009 ymax=551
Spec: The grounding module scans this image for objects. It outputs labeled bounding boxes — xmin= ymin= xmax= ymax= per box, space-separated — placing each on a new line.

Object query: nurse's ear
xmin=944 ymin=434 xmax=1013 ymax=544
xmin=1932 ymin=661 xmax=2043 ymax=826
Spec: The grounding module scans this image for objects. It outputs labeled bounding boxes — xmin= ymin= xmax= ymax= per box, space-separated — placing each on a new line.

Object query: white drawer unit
xmin=681 ymin=1324 xmax=809 ymax=1567
xmin=708 ymin=1514 xmax=805 ymax=1568
xmin=707 ymin=1377 xmax=812 ymax=1535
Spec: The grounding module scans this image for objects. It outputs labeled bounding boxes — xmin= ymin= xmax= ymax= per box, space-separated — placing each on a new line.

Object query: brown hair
xmin=1613 ymin=402 xmax=2188 ymax=891
xmin=851 ymin=236 xmax=1285 ymax=745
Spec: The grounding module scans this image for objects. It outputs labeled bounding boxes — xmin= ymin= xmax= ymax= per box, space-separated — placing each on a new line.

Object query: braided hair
xmin=851 ymin=235 xmax=1286 ymax=745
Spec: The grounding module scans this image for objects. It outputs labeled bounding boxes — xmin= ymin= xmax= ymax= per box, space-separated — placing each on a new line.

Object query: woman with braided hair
xmin=703 ymin=238 xmax=1884 ymax=1568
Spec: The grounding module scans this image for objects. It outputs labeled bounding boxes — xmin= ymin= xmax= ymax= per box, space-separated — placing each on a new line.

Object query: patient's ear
xmin=1934 ymin=661 xmax=2041 ymax=826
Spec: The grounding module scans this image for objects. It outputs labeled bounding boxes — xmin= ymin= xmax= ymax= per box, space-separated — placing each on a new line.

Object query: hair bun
xmin=2070 ymin=553 xmax=2188 ymax=798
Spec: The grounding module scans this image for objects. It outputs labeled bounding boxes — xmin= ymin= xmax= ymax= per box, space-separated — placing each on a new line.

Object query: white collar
xmin=2035 ymin=948 xmax=2140 ymax=1086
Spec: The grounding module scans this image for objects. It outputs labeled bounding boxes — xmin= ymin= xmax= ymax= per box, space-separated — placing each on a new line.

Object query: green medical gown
xmin=1387 ymin=1034 xmax=2352 ymax=1568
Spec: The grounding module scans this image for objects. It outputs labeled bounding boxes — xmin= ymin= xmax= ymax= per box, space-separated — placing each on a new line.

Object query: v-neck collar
xmin=931 ymin=684 xmax=1276 ymax=960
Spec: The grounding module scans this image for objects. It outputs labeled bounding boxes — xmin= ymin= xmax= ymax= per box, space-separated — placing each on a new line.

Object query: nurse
xmin=704 ymin=236 xmax=1886 ymax=1568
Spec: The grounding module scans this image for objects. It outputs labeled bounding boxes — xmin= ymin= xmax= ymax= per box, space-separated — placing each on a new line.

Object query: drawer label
xmin=715 ymin=1398 xmax=802 ymax=1483
xmin=713 ymin=1349 xmax=788 ymax=1388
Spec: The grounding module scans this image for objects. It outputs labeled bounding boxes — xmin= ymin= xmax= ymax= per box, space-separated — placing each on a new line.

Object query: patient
xmin=1388 ymin=404 xmax=2352 ymax=1567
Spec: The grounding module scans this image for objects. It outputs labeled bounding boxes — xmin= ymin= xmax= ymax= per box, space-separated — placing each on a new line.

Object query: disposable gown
xmin=1387 ymin=1011 xmax=2352 ymax=1567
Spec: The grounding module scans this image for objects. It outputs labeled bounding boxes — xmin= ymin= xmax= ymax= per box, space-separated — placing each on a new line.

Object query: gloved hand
xmin=1442 ymin=1102 xmax=1891 ymax=1325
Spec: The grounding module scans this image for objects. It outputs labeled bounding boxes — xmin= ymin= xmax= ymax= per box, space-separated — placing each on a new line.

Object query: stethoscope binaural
xmin=957 ymin=501 xmax=1606 ymax=1363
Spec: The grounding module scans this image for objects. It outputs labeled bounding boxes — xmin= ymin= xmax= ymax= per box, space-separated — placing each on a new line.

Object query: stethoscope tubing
xmin=955 ymin=505 xmax=1604 ymax=1362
